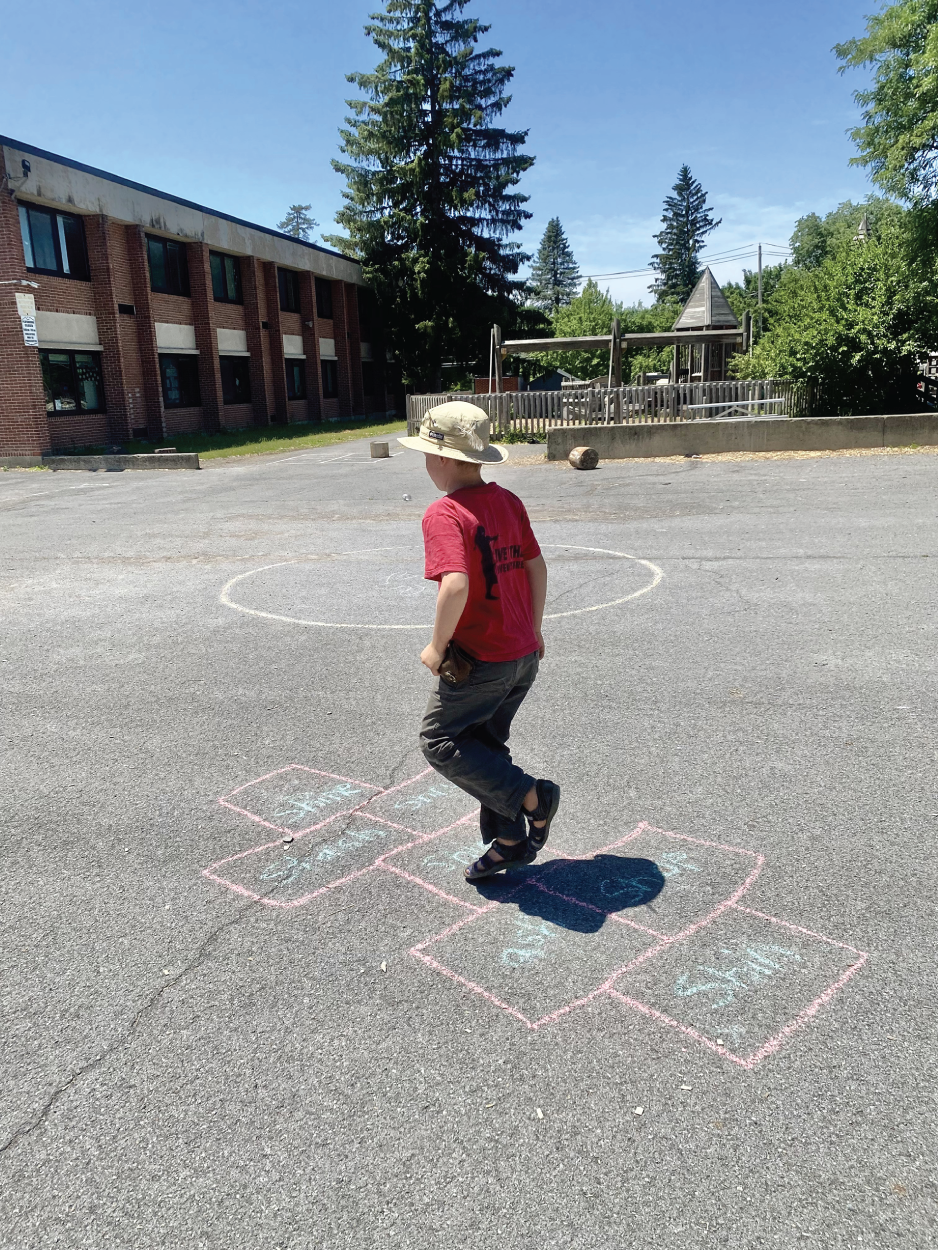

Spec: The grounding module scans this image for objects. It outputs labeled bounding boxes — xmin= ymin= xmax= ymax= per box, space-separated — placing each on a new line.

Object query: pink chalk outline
xmin=607 ymin=904 xmax=869 ymax=1069
xmin=204 ymin=765 xmax=870 ymax=1066
xmin=218 ymin=765 xmax=384 ymax=835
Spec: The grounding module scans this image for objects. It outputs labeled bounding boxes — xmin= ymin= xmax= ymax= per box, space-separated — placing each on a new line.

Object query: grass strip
xmin=121 ymin=416 xmax=406 ymax=461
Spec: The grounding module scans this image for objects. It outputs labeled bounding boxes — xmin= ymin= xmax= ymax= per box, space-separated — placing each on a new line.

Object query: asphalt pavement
xmin=1 ymin=438 xmax=936 ymax=1248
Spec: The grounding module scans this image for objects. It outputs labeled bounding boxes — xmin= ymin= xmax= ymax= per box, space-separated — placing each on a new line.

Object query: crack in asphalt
xmin=0 ymin=897 xmax=257 ymax=1164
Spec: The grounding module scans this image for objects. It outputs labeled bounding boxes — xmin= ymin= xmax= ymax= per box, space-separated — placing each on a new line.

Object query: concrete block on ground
xmin=370 ymin=441 xmax=390 ymax=458
xmin=0 ymin=457 xmax=46 ymax=469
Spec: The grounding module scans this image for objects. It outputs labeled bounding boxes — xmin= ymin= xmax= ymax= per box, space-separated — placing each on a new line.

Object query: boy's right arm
xmin=525 ymin=554 xmax=548 ymax=658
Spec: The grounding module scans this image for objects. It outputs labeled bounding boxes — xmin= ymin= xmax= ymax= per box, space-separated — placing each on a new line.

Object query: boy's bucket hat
xmin=398 ymin=401 xmax=508 ymax=464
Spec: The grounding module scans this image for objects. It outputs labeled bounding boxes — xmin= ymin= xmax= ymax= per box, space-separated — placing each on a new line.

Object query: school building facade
xmin=0 ymin=136 xmax=394 ymax=457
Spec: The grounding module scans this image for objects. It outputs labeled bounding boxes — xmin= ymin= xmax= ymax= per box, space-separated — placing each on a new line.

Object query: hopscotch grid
xmin=204 ymin=765 xmax=869 ymax=1067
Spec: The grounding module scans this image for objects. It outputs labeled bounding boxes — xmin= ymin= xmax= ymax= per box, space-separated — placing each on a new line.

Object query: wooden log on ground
xmin=568 ymin=445 xmax=599 ymax=470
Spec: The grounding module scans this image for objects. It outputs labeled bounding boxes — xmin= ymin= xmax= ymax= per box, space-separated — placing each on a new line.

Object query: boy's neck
xmin=445 ymin=466 xmax=486 ymax=494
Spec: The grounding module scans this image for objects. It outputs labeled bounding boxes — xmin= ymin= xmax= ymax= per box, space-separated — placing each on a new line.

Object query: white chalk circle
xmin=219 ymin=544 xmax=663 ymax=630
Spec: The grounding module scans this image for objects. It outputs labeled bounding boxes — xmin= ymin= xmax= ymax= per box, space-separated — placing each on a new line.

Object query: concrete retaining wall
xmin=0 ymin=453 xmax=200 ymax=471
xmin=546 ymin=413 xmax=938 ymax=461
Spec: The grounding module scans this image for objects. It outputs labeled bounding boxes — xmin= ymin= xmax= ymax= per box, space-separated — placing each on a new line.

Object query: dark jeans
xmin=420 ymin=650 xmax=540 ymax=843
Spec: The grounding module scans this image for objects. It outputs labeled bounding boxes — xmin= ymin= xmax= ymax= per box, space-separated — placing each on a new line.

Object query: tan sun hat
xmin=398 ymin=401 xmax=508 ymax=464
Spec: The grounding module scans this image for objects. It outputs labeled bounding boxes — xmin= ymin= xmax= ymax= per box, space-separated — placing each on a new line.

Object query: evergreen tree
xmin=529 ymin=217 xmax=580 ymax=312
xmin=277 ymin=205 xmax=319 ymax=240
xmin=326 ymin=0 xmax=534 ymax=391
xmin=649 ymin=165 xmax=721 ymax=303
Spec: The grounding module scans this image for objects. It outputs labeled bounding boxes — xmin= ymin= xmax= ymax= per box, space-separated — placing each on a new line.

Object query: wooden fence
xmin=406 ymin=380 xmax=813 ymax=436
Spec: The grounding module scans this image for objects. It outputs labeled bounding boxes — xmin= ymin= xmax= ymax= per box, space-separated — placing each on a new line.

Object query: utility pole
xmin=757 ymin=243 xmax=763 ymax=340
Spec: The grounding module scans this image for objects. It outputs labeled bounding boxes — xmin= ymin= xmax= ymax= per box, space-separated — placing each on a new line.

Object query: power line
xmin=584 ymin=242 xmax=791 ymax=281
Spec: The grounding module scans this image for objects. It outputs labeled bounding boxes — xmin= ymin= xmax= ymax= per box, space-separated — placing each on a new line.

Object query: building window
xmin=210 ymin=252 xmax=242 ymax=304
xmin=159 ymin=355 xmax=201 ymax=408
xmin=19 ymin=205 xmax=90 ymax=279
xmin=321 ymin=359 xmax=339 ymax=399
xmin=315 ymin=277 xmax=333 ymax=320
xmin=358 ymin=288 xmax=376 ymax=339
xmin=147 ymin=235 xmax=191 ymax=296
xmin=362 ymin=361 xmax=377 ymax=397
xmin=286 ymin=360 xmax=306 ymax=400
xmin=278 ymin=268 xmax=301 ymax=313
xmin=220 ymin=356 xmax=252 ymax=404
xmin=40 ymin=351 xmax=105 ymax=413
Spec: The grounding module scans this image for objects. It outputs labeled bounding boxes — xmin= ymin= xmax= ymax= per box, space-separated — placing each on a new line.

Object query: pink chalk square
xmin=608 ymin=904 xmax=868 ymax=1067
xmin=544 ymin=825 xmax=764 ymax=939
xmin=219 ymin=766 xmax=380 ymax=834
xmin=204 ymin=813 xmax=415 ymax=907
xmin=412 ymin=883 xmax=659 ymax=1025
xmin=360 ymin=771 xmax=476 ymax=834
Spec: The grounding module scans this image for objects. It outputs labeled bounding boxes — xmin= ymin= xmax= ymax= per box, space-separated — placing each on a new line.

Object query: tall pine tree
xmin=649 ymin=165 xmax=721 ymax=304
xmin=327 ymin=0 xmax=534 ymax=391
xmin=529 ymin=217 xmax=580 ymax=312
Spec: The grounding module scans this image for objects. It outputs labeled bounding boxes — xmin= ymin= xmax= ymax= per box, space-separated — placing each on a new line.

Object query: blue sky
xmin=3 ymin=0 xmax=879 ymax=304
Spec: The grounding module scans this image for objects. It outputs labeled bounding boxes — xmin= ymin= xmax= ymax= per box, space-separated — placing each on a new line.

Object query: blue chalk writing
xmin=673 ymin=943 xmax=802 ymax=1009
xmin=600 ymin=872 xmax=662 ymax=904
xmin=395 ymin=784 xmax=449 ymax=812
xmin=501 ymin=917 xmax=565 ymax=969
xmin=258 ymin=824 xmax=392 ymax=887
xmin=658 ymin=850 xmax=702 ymax=879
xmin=273 ymin=782 xmax=363 ymax=825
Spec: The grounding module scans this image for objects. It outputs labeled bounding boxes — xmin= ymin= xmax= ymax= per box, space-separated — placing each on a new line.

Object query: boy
xmin=399 ymin=401 xmax=560 ymax=881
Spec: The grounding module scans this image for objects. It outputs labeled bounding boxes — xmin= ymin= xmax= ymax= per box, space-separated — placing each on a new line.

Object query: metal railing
xmin=406 ymin=380 xmax=813 ymax=436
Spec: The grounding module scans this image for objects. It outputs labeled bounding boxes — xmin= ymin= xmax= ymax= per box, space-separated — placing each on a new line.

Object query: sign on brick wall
xmin=14 ymin=292 xmax=38 ymax=347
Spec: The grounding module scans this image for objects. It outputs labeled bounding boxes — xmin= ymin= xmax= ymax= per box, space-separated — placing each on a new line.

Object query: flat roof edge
xmin=1 ymin=135 xmax=357 ymax=268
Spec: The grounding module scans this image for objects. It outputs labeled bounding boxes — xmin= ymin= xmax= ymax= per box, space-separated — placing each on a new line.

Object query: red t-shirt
xmin=422 ymin=481 xmax=541 ymax=662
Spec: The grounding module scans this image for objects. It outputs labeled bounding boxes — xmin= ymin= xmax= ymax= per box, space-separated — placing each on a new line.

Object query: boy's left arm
xmin=525 ymin=554 xmax=548 ymax=658
xmin=421 ymin=571 xmax=469 ymax=674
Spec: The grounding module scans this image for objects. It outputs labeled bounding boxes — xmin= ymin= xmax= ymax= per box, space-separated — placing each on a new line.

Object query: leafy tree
xmin=731 ymin=219 xmax=938 ymax=413
xmin=835 ymin=1 xmax=938 ymax=203
xmin=649 ymin=165 xmax=721 ymax=303
xmin=277 ymin=205 xmax=319 ymax=240
xmin=527 ymin=279 xmax=616 ymax=379
xmin=789 ymin=197 xmax=905 ymax=268
xmin=325 ymin=0 xmax=534 ymax=392
xmin=722 ymin=263 xmax=788 ymax=333
xmin=529 ymin=217 xmax=580 ymax=312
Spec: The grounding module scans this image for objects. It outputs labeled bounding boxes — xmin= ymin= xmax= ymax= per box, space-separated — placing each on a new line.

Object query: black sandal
xmin=525 ymin=779 xmax=560 ymax=855
xmin=465 ymin=839 xmax=534 ymax=881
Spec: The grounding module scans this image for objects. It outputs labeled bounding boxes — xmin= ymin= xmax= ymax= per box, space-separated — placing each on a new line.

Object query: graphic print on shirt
xmin=474 ymin=526 xmax=500 ymax=600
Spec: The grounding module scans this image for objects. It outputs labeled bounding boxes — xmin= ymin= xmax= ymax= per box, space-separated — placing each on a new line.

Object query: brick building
xmin=0 ymin=136 xmax=394 ymax=457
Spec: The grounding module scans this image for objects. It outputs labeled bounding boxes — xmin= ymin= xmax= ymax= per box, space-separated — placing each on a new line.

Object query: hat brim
xmin=397 ymin=434 xmax=508 ymax=464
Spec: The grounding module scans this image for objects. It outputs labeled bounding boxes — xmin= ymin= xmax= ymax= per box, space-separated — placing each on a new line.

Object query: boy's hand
xmin=421 ymin=643 xmax=444 ymax=675
xmin=535 ymin=629 xmax=546 ymax=659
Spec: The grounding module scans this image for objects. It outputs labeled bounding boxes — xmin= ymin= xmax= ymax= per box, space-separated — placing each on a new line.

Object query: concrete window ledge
xmin=0 ymin=454 xmax=200 ymax=471
xmin=545 ymin=414 xmax=938 ymax=461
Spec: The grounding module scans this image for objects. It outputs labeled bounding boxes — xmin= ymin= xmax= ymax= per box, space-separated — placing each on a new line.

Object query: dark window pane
xmin=220 ymin=356 xmax=252 ymax=404
xmin=316 ymin=278 xmax=333 ymax=320
xmin=40 ymin=352 xmax=78 ymax=412
xmin=28 ymin=208 xmax=57 ymax=272
xmin=74 ymin=353 xmax=104 ymax=411
xmin=321 ymin=359 xmax=338 ymax=399
xmin=166 ymin=241 xmax=190 ymax=296
xmin=18 ymin=206 xmax=34 ymax=267
xmin=278 ymin=268 xmax=300 ymax=313
xmin=362 ymin=361 xmax=376 ymax=397
xmin=147 ymin=237 xmax=167 ymax=291
xmin=286 ymin=360 xmax=306 ymax=400
xmin=225 ymin=255 xmax=241 ymax=302
xmin=59 ymin=213 xmax=90 ymax=279
xmin=210 ymin=253 xmax=226 ymax=301
xmin=160 ymin=355 xmax=201 ymax=407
